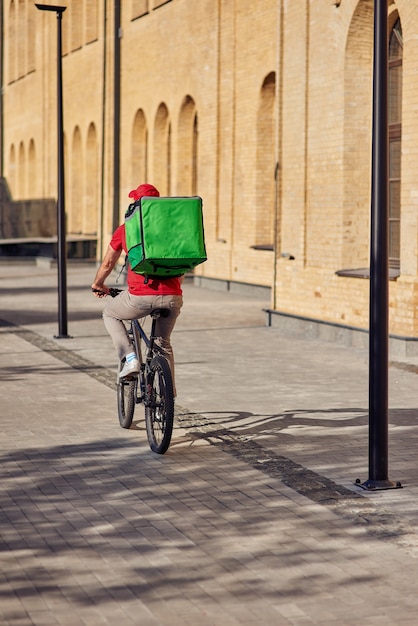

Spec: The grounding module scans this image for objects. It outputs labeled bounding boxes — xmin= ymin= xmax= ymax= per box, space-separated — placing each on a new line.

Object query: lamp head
xmin=35 ymin=4 xmax=66 ymax=13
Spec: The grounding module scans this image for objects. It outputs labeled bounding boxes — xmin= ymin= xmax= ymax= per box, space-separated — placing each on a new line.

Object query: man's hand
xmin=91 ymin=284 xmax=110 ymax=298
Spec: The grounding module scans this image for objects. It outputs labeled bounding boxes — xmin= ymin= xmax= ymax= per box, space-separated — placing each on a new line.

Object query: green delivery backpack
xmin=124 ymin=195 xmax=207 ymax=279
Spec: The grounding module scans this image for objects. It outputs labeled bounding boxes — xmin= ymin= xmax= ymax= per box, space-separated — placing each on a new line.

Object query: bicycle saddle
xmin=150 ymin=308 xmax=170 ymax=319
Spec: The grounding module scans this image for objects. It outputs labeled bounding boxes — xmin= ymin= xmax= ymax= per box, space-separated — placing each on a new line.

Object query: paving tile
xmin=2 ymin=264 xmax=418 ymax=624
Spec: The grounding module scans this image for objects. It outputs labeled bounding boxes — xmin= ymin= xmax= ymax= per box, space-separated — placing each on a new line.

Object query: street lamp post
xmin=358 ymin=0 xmax=400 ymax=491
xmin=35 ymin=3 xmax=70 ymax=339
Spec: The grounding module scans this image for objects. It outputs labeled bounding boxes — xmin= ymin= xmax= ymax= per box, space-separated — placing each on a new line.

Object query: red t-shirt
xmin=110 ymin=224 xmax=183 ymax=296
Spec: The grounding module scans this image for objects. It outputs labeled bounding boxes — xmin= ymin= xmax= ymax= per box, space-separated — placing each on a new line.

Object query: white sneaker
xmin=119 ymin=358 xmax=139 ymax=379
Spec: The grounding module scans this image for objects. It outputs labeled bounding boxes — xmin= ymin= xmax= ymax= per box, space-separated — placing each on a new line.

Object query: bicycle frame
xmin=130 ymin=311 xmax=168 ymax=402
xmin=132 ymin=318 xmax=154 ymax=359
xmin=117 ymin=307 xmax=175 ymax=454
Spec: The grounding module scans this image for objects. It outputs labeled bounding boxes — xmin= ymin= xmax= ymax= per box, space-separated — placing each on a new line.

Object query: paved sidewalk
xmin=2 ymin=262 xmax=418 ymax=625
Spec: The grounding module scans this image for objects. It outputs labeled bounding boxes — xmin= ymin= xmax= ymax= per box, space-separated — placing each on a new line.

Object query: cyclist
xmin=91 ymin=183 xmax=183 ymax=385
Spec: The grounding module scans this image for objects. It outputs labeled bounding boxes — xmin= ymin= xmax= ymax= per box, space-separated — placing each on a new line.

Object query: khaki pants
xmin=102 ymin=291 xmax=183 ymax=386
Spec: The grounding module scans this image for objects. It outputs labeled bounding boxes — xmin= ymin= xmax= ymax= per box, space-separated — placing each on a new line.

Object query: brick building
xmin=1 ymin=0 xmax=418 ymax=345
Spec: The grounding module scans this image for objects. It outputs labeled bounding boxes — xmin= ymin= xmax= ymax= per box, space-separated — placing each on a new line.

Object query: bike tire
xmin=117 ymin=365 xmax=137 ymax=429
xmin=145 ymin=355 xmax=174 ymax=454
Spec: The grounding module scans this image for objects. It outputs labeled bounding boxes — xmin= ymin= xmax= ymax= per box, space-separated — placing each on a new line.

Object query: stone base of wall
xmin=0 ymin=178 xmax=57 ymax=239
xmin=193 ymin=273 xmax=418 ymax=356
xmin=193 ymin=275 xmax=271 ymax=299
xmin=264 ymin=308 xmax=418 ymax=358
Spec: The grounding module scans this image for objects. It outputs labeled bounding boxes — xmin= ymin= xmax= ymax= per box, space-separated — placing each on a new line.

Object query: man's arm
xmin=91 ymin=245 xmax=122 ymax=297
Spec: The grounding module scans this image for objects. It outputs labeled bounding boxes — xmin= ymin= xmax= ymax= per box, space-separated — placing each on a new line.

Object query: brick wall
xmin=3 ymin=0 xmax=418 ymax=337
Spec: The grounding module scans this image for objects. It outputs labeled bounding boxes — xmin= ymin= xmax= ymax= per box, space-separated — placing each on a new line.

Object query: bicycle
xmin=94 ymin=287 xmax=175 ymax=454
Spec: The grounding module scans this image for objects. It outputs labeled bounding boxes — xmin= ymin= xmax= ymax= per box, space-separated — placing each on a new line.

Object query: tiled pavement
xmin=1 ymin=262 xmax=418 ymax=625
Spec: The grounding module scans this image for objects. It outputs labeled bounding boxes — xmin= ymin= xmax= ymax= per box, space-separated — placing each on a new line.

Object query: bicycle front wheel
xmin=145 ymin=355 xmax=174 ymax=454
xmin=117 ymin=368 xmax=137 ymax=429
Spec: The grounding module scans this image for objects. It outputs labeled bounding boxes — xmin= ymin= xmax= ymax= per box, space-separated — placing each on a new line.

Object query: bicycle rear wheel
xmin=145 ymin=355 xmax=174 ymax=454
xmin=117 ymin=365 xmax=137 ymax=429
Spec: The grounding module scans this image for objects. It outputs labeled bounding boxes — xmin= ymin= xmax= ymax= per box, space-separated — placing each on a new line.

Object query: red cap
xmin=128 ymin=183 xmax=160 ymax=201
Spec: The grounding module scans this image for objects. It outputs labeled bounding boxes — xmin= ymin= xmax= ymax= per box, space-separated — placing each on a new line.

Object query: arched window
xmin=153 ymin=103 xmax=171 ymax=195
xmin=388 ymin=18 xmax=402 ymax=269
xmin=18 ymin=141 xmax=25 ymax=198
xmin=84 ymin=123 xmax=98 ymax=234
xmin=27 ymin=0 xmax=36 ymax=72
xmin=17 ymin=0 xmax=26 ymax=78
xmin=192 ymin=114 xmax=198 ymax=196
xmin=86 ymin=1 xmax=98 ymax=44
xmin=9 ymin=144 xmax=16 ymax=197
xmin=255 ymin=72 xmax=276 ymax=248
xmin=132 ymin=109 xmax=148 ymax=186
xmin=71 ymin=0 xmax=83 ymax=51
xmin=28 ymin=139 xmax=36 ymax=195
xmin=132 ymin=1 xmax=148 ymax=20
xmin=71 ymin=127 xmax=83 ymax=233
xmin=62 ymin=5 xmax=70 ymax=55
xmin=342 ymin=1 xmax=374 ymax=269
xmin=8 ymin=1 xmax=17 ymax=83
xmin=177 ymin=95 xmax=198 ymax=196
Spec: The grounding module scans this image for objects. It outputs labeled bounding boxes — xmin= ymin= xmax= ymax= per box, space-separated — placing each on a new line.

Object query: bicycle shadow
xmin=172 ymin=406 xmax=418 ymax=473
xmin=174 ymin=406 xmax=370 ymax=438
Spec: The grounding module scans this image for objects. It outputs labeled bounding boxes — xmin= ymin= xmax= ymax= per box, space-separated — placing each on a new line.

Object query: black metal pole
xmin=360 ymin=0 xmax=399 ymax=490
xmin=112 ymin=0 xmax=121 ymax=232
xmin=0 ymin=4 xmax=4 ymax=178
xmin=35 ymin=4 xmax=69 ymax=338
xmin=55 ymin=8 xmax=69 ymax=338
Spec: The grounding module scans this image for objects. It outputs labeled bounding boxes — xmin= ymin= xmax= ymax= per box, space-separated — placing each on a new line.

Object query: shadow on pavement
xmin=0 ymin=437 xmax=380 ymax=611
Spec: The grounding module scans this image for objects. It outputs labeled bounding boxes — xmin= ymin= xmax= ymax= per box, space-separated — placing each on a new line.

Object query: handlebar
xmin=92 ymin=287 xmax=123 ymax=298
